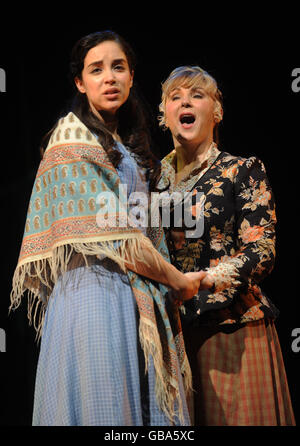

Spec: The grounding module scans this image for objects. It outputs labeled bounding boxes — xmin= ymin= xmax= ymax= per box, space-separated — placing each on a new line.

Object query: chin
xmin=99 ymin=105 xmax=119 ymax=116
xmin=177 ymin=132 xmax=198 ymax=144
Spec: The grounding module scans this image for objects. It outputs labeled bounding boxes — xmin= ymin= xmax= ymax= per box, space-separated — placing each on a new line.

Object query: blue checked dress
xmin=32 ymin=143 xmax=190 ymax=426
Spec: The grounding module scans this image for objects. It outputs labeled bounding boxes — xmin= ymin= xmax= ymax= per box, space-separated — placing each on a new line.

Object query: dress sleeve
xmin=205 ymin=156 xmax=276 ymax=292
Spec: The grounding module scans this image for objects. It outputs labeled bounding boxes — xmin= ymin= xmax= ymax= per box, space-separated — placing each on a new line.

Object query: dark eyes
xmin=91 ymin=65 xmax=125 ymax=74
xmin=114 ymin=65 xmax=126 ymax=71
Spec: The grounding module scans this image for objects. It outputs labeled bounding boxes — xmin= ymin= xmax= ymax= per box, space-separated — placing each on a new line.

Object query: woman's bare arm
xmin=123 ymin=238 xmax=206 ymax=301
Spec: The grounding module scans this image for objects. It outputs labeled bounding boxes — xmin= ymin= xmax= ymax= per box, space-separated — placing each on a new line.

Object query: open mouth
xmin=104 ymin=88 xmax=120 ymax=99
xmin=179 ymin=113 xmax=196 ymax=127
xmin=104 ymin=88 xmax=120 ymax=94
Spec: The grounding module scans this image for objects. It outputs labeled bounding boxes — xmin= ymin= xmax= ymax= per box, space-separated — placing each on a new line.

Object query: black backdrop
xmin=0 ymin=9 xmax=299 ymax=430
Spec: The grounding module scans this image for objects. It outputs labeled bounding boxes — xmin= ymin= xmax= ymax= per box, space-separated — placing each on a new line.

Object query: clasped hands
xmin=170 ymin=270 xmax=215 ymax=307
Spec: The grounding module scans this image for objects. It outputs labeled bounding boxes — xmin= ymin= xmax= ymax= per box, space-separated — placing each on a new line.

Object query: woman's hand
xmin=170 ymin=270 xmax=206 ymax=305
xmin=198 ymin=271 xmax=215 ymax=290
xmin=169 ymin=270 xmax=215 ymax=307
xmin=181 ymin=271 xmax=208 ymax=299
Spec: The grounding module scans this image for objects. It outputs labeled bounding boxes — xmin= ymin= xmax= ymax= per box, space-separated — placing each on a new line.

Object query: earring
xmin=213 ymin=104 xmax=223 ymax=123
xmin=214 ymin=111 xmax=222 ymax=123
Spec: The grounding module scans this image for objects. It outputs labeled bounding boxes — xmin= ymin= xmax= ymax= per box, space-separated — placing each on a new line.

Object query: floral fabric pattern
xmin=159 ymin=145 xmax=278 ymax=326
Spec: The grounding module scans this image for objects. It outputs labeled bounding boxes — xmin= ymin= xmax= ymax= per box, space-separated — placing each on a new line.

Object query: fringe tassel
xmin=10 ymin=233 xmax=151 ymax=339
xmin=138 ymin=317 xmax=183 ymax=424
xmin=137 ymin=311 xmax=193 ymax=424
xmin=181 ymin=352 xmax=193 ymax=403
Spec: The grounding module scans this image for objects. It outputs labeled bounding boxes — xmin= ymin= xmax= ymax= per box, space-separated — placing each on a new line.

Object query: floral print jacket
xmin=158 ymin=144 xmax=278 ymax=326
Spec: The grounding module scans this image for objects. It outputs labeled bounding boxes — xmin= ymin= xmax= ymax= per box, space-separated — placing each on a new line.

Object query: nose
xmin=104 ymin=68 xmax=116 ymax=84
xmin=181 ymin=96 xmax=191 ymax=107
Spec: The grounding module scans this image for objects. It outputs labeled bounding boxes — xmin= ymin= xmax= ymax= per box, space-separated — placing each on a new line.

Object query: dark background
xmin=0 ymin=8 xmax=299 ymax=430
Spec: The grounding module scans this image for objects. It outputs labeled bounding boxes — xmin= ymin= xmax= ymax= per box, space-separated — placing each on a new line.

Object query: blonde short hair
xmin=158 ymin=66 xmax=223 ymax=139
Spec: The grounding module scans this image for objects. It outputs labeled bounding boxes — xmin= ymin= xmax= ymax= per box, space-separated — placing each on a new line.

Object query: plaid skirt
xmin=182 ymin=319 xmax=296 ymax=426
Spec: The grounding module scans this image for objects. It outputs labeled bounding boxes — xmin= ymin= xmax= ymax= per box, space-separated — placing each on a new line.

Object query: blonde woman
xmin=157 ymin=65 xmax=295 ymax=426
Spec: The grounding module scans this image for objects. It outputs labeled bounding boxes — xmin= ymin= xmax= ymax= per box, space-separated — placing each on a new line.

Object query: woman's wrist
xmin=165 ymin=265 xmax=187 ymax=291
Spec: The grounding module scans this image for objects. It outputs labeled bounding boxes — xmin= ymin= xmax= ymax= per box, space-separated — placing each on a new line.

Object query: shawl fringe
xmin=138 ymin=317 xmax=191 ymax=424
xmin=10 ymin=233 xmax=150 ymax=339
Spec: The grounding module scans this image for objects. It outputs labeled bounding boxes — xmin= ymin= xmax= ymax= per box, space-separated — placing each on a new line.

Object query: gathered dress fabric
xmin=159 ymin=143 xmax=295 ymax=426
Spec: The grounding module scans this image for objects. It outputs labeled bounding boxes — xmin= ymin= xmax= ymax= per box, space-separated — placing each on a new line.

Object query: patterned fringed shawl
xmin=10 ymin=112 xmax=191 ymax=423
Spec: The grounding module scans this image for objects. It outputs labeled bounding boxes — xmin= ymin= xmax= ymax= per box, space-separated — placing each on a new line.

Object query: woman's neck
xmin=175 ymin=139 xmax=213 ymax=173
xmin=92 ymin=106 xmax=121 ymax=141
xmin=102 ymin=112 xmax=118 ymax=134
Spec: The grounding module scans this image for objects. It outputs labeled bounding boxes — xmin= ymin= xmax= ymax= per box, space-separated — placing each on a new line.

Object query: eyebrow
xmin=87 ymin=58 xmax=127 ymax=68
xmin=169 ymin=86 xmax=206 ymax=95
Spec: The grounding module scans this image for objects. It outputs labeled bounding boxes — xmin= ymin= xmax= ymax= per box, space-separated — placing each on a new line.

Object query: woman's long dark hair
xmin=40 ymin=30 xmax=161 ymax=189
